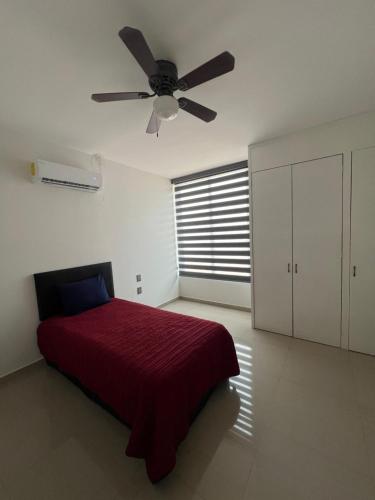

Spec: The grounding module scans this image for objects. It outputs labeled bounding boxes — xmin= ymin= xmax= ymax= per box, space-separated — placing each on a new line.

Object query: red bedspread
xmin=37 ymin=298 xmax=239 ymax=481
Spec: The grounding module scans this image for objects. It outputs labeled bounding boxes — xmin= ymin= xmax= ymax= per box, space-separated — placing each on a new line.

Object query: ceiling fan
xmin=91 ymin=26 xmax=235 ymax=135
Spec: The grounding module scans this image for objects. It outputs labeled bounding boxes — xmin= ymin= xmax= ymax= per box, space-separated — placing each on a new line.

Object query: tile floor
xmin=0 ymin=299 xmax=375 ymax=499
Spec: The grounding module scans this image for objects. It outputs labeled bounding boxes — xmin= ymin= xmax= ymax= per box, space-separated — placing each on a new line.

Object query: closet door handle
xmin=353 ymin=265 xmax=357 ymax=277
xmin=288 ymin=263 xmax=291 ymax=273
xmin=294 ymin=263 xmax=298 ymax=273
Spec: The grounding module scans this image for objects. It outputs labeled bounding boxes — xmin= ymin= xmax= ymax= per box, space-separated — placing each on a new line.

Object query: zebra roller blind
xmin=172 ymin=161 xmax=251 ymax=283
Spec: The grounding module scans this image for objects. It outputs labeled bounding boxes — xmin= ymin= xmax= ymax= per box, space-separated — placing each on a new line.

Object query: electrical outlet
xmin=136 ymin=274 xmax=142 ymax=282
xmin=137 ymin=287 xmax=142 ymax=295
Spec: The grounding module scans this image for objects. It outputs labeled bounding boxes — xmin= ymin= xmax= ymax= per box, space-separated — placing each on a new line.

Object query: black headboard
xmin=34 ymin=262 xmax=114 ymax=321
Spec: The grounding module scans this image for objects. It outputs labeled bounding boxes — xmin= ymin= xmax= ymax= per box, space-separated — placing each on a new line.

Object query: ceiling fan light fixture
xmin=92 ymin=26 xmax=236 ymax=133
xmin=153 ymin=95 xmax=179 ymax=121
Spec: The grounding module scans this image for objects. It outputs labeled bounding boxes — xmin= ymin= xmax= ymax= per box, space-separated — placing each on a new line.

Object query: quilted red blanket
xmin=37 ymin=298 xmax=239 ymax=481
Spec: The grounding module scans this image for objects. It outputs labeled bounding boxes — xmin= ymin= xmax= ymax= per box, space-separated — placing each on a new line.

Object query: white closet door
xmin=350 ymin=148 xmax=375 ymax=355
xmin=252 ymin=166 xmax=293 ymax=335
xmin=292 ymin=156 xmax=343 ymax=346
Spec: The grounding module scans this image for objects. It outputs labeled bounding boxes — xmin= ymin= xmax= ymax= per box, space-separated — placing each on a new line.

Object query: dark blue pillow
xmin=58 ymin=274 xmax=110 ymax=316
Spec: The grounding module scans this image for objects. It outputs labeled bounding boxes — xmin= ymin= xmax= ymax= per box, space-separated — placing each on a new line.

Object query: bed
xmin=34 ymin=262 xmax=240 ymax=482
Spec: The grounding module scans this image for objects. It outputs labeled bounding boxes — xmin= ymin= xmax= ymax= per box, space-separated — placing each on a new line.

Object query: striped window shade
xmin=172 ymin=161 xmax=251 ymax=283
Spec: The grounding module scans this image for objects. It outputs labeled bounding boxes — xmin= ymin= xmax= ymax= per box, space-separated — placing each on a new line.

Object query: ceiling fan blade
xmin=146 ymin=111 xmax=161 ymax=134
xmin=178 ymin=98 xmax=217 ymax=122
xmin=177 ymin=51 xmax=235 ymax=91
xmin=119 ymin=26 xmax=157 ymax=77
xmin=91 ymin=92 xmax=151 ymax=102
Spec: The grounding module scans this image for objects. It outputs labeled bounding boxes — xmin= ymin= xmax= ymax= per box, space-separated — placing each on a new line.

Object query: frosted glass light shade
xmin=153 ymin=95 xmax=179 ymax=121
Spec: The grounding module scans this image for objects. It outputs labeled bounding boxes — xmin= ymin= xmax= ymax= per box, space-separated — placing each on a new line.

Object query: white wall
xmin=249 ymin=109 xmax=375 ymax=349
xmin=179 ymin=277 xmax=251 ymax=309
xmin=0 ymin=127 xmax=178 ymax=378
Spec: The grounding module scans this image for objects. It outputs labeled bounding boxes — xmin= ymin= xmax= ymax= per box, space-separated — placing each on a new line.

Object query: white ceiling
xmin=1 ymin=0 xmax=375 ymax=178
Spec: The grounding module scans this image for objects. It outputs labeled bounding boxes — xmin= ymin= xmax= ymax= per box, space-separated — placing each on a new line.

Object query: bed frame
xmin=33 ymin=260 xmax=214 ymax=468
xmin=33 ymin=261 xmax=114 ymax=321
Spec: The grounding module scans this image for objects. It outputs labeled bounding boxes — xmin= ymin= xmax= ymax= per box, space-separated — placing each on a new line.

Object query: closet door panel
xmin=252 ymin=166 xmax=293 ymax=335
xmin=292 ymin=156 xmax=343 ymax=346
xmin=350 ymin=148 xmax=375 ymax=355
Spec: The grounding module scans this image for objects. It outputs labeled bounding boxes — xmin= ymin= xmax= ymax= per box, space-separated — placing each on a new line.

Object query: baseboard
xmin=0 ymin=355 xmax=43 ymax=381
xmin=179 ymin=296 xmax=251 ymax=312
xmin=157 ymin=297 xmax=179 ymax=308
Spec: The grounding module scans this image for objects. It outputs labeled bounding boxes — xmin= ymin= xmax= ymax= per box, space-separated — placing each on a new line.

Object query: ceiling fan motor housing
xmin=149 ymin=60 xmax=178 ymax=96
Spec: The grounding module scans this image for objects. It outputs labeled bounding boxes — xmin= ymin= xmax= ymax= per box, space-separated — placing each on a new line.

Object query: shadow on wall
xmin=0 ymin=274 xmax=41 ymax=377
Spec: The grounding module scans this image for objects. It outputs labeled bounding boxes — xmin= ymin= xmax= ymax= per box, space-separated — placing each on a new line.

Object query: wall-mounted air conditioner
xmin=30 ymin=160 xmax=102 ymax=192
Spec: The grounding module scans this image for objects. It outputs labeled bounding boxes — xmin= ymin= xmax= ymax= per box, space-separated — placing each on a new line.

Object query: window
xmin=172 ymin=162 xmax=251 ymax=283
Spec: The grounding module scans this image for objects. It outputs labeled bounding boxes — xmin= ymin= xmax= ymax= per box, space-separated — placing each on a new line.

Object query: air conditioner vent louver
xmin=31 ymin=160 xmax=102 ymax=192
xmin=41 ymin=177 xmax=100 ymax=191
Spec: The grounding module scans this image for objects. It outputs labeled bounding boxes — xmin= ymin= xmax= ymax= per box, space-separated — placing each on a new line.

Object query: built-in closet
xmin=250 ymin=111 xmax=375 ymax=354
xmin=252 ymin=155 xmax=343 ymax=347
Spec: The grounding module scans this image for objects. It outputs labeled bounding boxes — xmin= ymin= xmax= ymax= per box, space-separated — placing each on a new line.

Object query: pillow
xmin=58 ymin=274 xmax=110 ymax=316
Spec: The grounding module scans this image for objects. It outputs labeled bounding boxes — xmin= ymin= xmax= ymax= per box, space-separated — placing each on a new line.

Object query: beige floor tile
xmin=135 ymin=474 xmax=204 ymax=500
xmin=354 ymin=376 xmax=375 ymax=413
xmin=244 ymin=461 xmax=316 ymax=500
xmin=303 ymin=445 xmax=375 ymax=500
xmin=248 ymin=328 xmax=292 ymax=352
xmin=350 ymin=351 xmax=375 ymax=376
xmin=0 ymin=387 xmax=75 ymax=485
xmin=246 ymin=427 xmax=375 ymax=500
xmin=265 ymin=378 xmax=369 ymax=476
xmin=0 ymin=481 xmax=11 ymax=500
xmin=361 ymin=411 xmax=375 ymax=478
xmin=6 ymin=438 xmax=138 ymax=500
xmin=2 ymin=299 xmax=375 ymax=500
xmin=290 ymin=337 xmax=350 ymax=361
xmin=177 ymin=433 xmax=254 ymax=500
xmin=244 ymin=343 xmax=289 ymax=381
xmin=182 ymin=382 xmax=245 ymax=452
xmin=350 ymin=352 xmax=375 ymax=411
xmin=282 ymin=348 xmax=357 ymax=404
